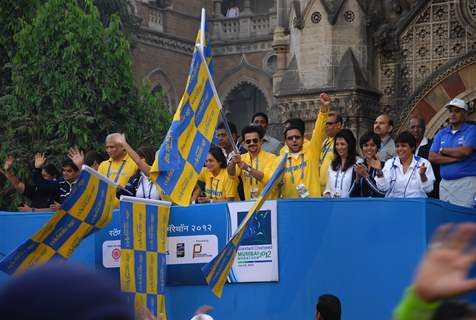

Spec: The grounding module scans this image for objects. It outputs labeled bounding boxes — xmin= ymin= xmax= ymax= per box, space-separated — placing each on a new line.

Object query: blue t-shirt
xmin=430 ymin=122 xmax=476 ymax=180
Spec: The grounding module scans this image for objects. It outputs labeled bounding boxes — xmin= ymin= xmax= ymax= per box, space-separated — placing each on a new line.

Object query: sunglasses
xmin=286 ymin=135 xmax=302 ymax=141
xmin=326 ymin=121 xmax=337 ymax=126
xmin=245 ymin=138 xmax=260 ymax=144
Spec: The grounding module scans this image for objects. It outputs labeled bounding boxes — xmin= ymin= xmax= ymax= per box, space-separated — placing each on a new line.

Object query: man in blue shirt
xmin=429 ymin=98 xmax=476 ymax=208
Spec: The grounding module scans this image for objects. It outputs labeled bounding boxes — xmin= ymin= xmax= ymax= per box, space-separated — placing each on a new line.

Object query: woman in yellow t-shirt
xmin=192 ymin=146 xmax=237 ymax=203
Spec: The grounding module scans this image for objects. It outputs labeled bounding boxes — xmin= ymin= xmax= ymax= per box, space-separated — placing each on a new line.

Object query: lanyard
xmin=107 ymin=160 xmax=126 ymax=184
xmin=320 ymin=138 xmax=332 ymax=164
xmin=388 ymin=157 xmax=420 ymax=196
xmin=249 ymin=155 xmax=259 ymax=185
xmin=208 ymin=177 xmax=220 ymax=199
xmin=334 ymin=168 xmax=347 ymax=192
xmin=140 ymin=176 xmax=154 ymax=199
xmin=288 ymin=154 xmax=305 ymax=185
xmin=381 ymin=136 xmax=391 ymax=150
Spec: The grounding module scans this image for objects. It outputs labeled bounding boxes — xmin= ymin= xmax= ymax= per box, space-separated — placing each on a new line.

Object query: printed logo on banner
xmin=237 ymin=210 xmax=272 ymax=246
xmin=102 ymin=240 xmax=121 ymax=268
xmin=176 ymin=243 xmax=185 ymax=258
xmin=167 ymin=235 xmax=218 ymax=265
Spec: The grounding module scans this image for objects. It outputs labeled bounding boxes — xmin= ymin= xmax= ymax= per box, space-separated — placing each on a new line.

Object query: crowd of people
xmin=1 ymin=94 xmax=475 ymax=211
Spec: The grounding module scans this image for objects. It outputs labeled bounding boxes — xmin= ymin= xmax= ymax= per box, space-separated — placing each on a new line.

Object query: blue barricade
xmin=0 ymin=199 xmax=475 ymax=320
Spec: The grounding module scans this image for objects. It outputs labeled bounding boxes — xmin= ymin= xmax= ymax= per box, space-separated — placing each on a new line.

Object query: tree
xmin=0 ymin=0 xmax=170 ymax=210
xmin=0 ymin=0 xmax=41 ymax=95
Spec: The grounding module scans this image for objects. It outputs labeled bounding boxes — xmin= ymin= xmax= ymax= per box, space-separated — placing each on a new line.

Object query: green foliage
xmin=0 ymin=0 xmax=41 ymax=95
xmin=0 ymin=0 xmax=171 ymax=210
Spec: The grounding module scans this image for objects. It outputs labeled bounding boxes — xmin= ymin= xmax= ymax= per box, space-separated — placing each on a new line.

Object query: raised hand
xmin=319 ymin=92 xmax=331 ymax=113
xmin=413 ymin=223 xmax=476 ymax=303
xmin=68 ymin=146 xmax=84 ymax=169
xmin=3 ymin=155 xmax=14 ymax=172
xmin=368 ymin=157 xmax=382 ymax=170
xmin=419 ymin=162 xmax=427 ymax=176
xmin=34 ymin=153 xmax=47 ymax=169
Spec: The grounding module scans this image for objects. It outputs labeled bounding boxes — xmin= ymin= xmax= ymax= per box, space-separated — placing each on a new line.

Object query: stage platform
xmin=1 ymin=199 xmax=475 ymax=320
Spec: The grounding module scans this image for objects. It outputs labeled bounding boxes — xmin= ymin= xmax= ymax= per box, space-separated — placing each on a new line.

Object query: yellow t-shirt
xmin=198 ymin=168 xmax=238 ymax=201
xmin=98 ymin=154 xmax=138 ymax=207
xmin=319 ymin=137 xmax=334 ymax=195
xmin=233 ymin=150 xmax=277 ymax=200
xmin=278 ymin=111 xmax=328 ymax=199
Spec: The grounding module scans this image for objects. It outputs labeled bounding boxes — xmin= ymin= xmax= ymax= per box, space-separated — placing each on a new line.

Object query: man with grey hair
xmin=98 ymin=133 xmax=138 ymax=207
xmin=429 ymin=98 xmax=476 ymax=208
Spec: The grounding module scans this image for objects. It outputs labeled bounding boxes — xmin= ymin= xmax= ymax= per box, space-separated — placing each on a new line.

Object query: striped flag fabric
xmin=119 ymin=196 xmax=171 ymax=319
xmin=149 ymin=9 xmax=220 ymax=206
xmin=0 ymin=165 xmax=117 ymax=275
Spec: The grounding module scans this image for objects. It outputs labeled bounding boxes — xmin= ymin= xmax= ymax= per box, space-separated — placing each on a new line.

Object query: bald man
xmin=374 ymin=114 xmax=396 ymax=161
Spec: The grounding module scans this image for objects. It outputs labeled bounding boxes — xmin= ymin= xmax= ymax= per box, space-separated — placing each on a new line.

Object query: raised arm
xmin=115 ymin=134 xmax=151 ymax=177
xmin=2 ymin=155 xmax=25 ymax=193
xmin=68 ymin=147 xmax=84 ymax=169
xmin=394 ymin=223 xmax=476 ymax=320
xmin=310 ymin=93 xmax=330 ymax=155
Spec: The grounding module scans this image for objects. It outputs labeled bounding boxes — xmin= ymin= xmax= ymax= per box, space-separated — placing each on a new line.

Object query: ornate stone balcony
xmin=210 ymin=12 xmax=277 ymax=42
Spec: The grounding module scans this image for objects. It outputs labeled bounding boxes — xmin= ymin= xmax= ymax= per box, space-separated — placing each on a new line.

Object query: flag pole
xmin=197 ymin=39 xmax=240 ymax=154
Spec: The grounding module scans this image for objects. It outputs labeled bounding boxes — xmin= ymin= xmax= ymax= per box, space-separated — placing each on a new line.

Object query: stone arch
xmin=217 ymin=55 xmax=273 ymax=111
xmin=144 ymin=68 xmax=178 ymax=113
xmin=220 ymin=79 xmax=270 ymax=130
xmin=398 ymin=50 xmax=476 ymax=137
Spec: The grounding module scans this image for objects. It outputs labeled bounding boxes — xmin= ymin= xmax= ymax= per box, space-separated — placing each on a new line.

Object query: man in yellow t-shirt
xmin=278 ymin=93 xmax=330 ymax=199
xmin=98 ymin=133 xmax=138 ymax=207
xmin=319 ymin=112 xmax=343 ymax=194
xmin=228 ymin=125 xmax=277 ymax=200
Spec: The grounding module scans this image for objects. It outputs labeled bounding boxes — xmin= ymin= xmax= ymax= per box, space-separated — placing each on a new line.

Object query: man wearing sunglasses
xmin=227 ymin=125 xmax=277 ymax=200
xmin=278 ymin=93 xmax=330 ymax=199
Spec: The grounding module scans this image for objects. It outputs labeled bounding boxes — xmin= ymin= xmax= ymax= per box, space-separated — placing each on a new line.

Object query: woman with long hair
xmin=192 ymin=146 xmax=238 ymax=203
xmin=324 ymin=129 xmax=358 ymax=198
xmin=350 ymin=131 xmax=386 ymax=197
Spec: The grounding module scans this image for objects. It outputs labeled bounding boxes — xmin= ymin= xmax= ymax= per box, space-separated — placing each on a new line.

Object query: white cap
xmin=445 ymin=98 xmax=469 ymax=111
xmin=190 ymin=315 xmax=214 ymax=320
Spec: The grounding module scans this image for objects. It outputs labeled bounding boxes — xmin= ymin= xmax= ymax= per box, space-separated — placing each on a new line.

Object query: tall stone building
xmin=131 ymin=0 xmax=476 ymax=140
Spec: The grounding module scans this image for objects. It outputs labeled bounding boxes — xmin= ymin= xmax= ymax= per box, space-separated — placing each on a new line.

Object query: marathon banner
xmin=119 ymin=196 xmax=171 ymax=319
xmin=225 ymin=200 xmax=279 ymax=283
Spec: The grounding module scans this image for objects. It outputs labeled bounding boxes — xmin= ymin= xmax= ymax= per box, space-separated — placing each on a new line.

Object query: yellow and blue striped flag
xmin=202 ymin=152 xmax=289 ymax=297
xmin=0 ymin=166 xmax=117 ymax=275
xmin=119 ymin=196 xmax=171 ymax=319
xmin=150 ymin=10 xmax=220 ymax=206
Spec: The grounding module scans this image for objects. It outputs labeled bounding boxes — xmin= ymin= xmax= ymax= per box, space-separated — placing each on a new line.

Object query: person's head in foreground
xmin=0 ymin=263 xmax=134 ymax=320
xmin=315 ymin=294 xmax=341 ymax=320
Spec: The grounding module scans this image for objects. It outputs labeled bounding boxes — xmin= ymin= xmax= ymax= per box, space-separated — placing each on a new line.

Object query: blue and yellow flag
xmin=0 ymin=166 xmax=117 ymax=275
xmin=119 ymin=196 xmax=171 ymax=319
xmin=202 ymin=152 xmax=289 ymax=297
xmin=150 ymin=10 xmax=220 ymax=206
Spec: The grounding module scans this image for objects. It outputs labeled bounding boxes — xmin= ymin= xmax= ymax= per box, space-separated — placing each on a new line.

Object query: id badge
xmin=250 ymin=187 xmax=259 ymax=200
xmin=296 ymin=183 xmax=309 ymax=198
